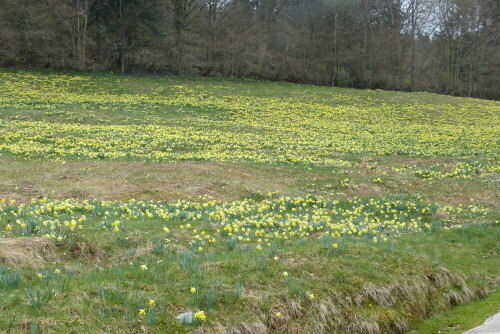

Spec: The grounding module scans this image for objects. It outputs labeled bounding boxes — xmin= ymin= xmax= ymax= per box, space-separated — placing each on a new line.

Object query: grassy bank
xmin=0 ymin=69 xmax=498 ymax=333
xmin=409 ymin=287 xmax=500 ymax=334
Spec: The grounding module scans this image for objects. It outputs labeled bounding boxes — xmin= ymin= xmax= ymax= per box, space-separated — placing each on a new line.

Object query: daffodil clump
xmin=0 ymin=195 xmax=488 ymax=246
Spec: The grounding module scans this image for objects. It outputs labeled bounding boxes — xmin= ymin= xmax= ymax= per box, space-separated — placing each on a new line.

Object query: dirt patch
xmin=435 ymin=210 xmax=451 ymax=220
xmin=63 ymin=189 xmax=89 ymax=199
xmin=67 ymin=241 xmax=102 ymax=261
xmin=353 ymin=184 xmax=384 ymax=196
xmin=0 ymin=192 xmax=30 ymax=202
xmin=442 ymin=165 xmax=454 ymax=174
xmin=185 ymin=181 xmax=228 ymax=196
xmin=0 ymin=237 xmax=57 ymax=266
xmin=283 ymin=254 xmax=308 ymax=267
xmin=19 ymin=184 xmax=44 ymax=198
xmin=440 ymin=190 xmax=498 ymax=207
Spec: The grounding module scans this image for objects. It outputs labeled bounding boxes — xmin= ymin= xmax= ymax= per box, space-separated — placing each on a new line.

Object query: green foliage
xmin=0 ymin=267 xmax=21 ymax=290
xmin=26 ymin=287 xmax=53 ymax=309
xmin=0 ymin=72 xmax=497 ymax=334
xmin=177 ymin=251 xmax=199 ymax=272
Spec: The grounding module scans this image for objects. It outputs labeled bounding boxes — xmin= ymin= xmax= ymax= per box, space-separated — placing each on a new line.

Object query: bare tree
xmin=0 ymin=0 xmax=498 ymax=99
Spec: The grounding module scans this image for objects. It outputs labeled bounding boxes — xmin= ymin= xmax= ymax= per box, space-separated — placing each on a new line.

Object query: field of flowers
xmin=0 ymin=69 xmax=498 ymax=333
xmin=1 ymin=195 xmax=490 ymax=243
xmin=1 ymin=70 xmax=498 ymax=164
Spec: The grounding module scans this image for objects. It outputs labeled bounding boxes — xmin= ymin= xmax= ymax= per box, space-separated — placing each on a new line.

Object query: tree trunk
xmin=410 ymin=0 xmax=417 ymax=92
xmin=81 ymin=0 xmax=90 ymax=70
xmin=120 ymin=0 xmax=125 ymax=74
xmin=331 ymin=0 xmax=337 ymax=87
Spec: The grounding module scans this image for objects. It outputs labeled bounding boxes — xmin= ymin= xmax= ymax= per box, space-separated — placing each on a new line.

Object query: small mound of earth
xmin=354 ymin=183 xmax=384 ymax=195
xmin=0 ymin=237 xmax=56 ymax=267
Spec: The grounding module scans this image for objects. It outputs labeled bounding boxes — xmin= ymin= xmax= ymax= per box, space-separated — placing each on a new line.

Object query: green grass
xmin=0 ymin=217 xmax=499 ymax=333
xmin=0 ymin=68 xmax=498 ymax=333
xmin=409 ymin=287 xmax=500 ymax=334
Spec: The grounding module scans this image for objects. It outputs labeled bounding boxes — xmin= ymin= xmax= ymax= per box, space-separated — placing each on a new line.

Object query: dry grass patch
xmin=66 ymin=241 xmax=102 ymax=261
xmin=0 ymin=158 xmax=306 ymax=201
xmin=0 ymin=237 xmax=56 ymax=266
xmin=353 ymin=184 xmax=384 ymax=196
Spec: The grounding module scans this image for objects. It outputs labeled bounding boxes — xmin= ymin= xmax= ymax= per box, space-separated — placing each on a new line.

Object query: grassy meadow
xmin=0 ymin=69 xmax=499 ymax=333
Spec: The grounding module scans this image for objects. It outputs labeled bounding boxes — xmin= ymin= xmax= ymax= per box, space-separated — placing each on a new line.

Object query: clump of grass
xmin=224 ymin=238 xmax=238 ymax=251
xmin=65 ymin=239 xmax=102 ymax=261
xmin=146 ymin=308 xmax=157 ymax=325
xmin=151 ymin=238 xmax=164 ymax=254
xmin=234 ymin=282 xmax=243 ymax=300
xmin=125 ymin=310 xmax=136 ymax=328
xmin=259 ymin=293 xmax=271 ymax=314
xmin=26 ymin=287 xmax=53 ymax=309
xmin=96 ymin=285 xmax=127 ymax=304
xmin=320 ymin=235 xmax=348 ymax=257
xmin=269 ymin=241 xmax=279 ymax=258
xmin=285 ymin=276 xmax=308 ymax=297
xmin=431 ymin=220 xmax=445 ymax=231
xmin=30 ymin=321 xmax=39 ymax=334
xmin=256 ymin=257 xmax=269 ymax=273
xmin=0 ymin=267 xmax=21 ymax=290
xmin=384 ymin=239 xmax=397 ymax=252
xmin=206 ymin=287 xmax=218 ymax=309
xmin=177 ymin=251 xmax=199 ymax=272
xmin=190 ymin=286 xmax=219 ymax=310
xmin=222 ymin=282 xmax=243 ymax=302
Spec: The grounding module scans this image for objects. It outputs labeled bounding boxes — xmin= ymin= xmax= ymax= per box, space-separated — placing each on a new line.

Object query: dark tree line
xmin=0 ymin=0 xmax=498 ymax=99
